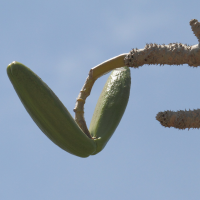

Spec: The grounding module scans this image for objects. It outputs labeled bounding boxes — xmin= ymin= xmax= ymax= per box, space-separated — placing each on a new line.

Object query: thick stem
xmin=156 ymin=109 xmax=200 ymax=129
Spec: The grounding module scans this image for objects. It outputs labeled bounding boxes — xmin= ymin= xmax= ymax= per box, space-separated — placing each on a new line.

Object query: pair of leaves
xmin=7 ymin=62 xmax=131 ymax=157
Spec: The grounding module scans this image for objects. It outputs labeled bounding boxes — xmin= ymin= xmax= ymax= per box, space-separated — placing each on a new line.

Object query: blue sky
xmin=1 ymin=0 xmax=200 ymax=199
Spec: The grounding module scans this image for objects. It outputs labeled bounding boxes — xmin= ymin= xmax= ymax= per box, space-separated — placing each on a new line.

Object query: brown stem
xmin=156 ymin=109 xmax=200 ymax=129
xmin=124 ymin=43 xmax=200 ymax=68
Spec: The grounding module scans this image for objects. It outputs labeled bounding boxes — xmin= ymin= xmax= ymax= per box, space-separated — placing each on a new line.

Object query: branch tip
xmin=190 ymin=19 xmax=200 ymax=43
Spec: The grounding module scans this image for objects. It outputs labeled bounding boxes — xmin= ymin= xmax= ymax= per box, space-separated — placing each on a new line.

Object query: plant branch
xmin=74 ymin=19 xmax=200 ymax=136
xmin=124 ymin=43 xmax=200 ymax=68
xmin=156 ymin=109 xmax=200 ymax=129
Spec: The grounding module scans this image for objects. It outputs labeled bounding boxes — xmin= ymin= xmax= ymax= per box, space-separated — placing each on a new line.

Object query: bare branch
xmin=124 ymin=43 xmax=200 ymax=68
xmin=156 ymin=109 xmax=200 ymax=130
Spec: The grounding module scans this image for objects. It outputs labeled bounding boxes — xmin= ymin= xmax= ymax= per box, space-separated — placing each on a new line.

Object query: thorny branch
xmin=74 ymin=19 xmax=200 ymax=138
